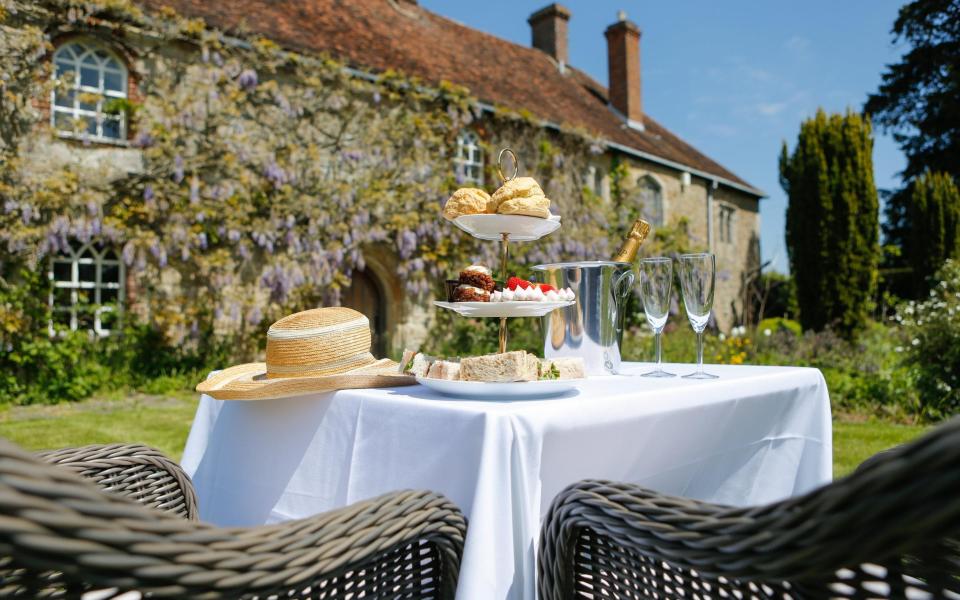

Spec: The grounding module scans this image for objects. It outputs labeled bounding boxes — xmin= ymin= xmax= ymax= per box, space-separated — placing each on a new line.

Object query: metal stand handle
xmin=498 ymin=232 xmax=510 ymax=353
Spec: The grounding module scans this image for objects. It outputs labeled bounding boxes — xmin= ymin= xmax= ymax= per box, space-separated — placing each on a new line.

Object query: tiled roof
xmin=137 ymin=0 xmax=762 ymax=196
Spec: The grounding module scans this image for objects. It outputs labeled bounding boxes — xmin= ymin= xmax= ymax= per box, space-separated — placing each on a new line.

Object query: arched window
xmin=51 ymin=39 xmax=128 ymax=142
xmin=638 ymin=175 xmax=664 ymax=227
xmin=49 ymin=242 xmax=124 ymax=336
xmin=454 ymin=131 xmax=484 ymax=185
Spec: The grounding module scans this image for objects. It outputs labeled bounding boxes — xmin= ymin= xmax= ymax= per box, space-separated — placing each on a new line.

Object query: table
xmin=181 ymin=363 xmax=831 ymax=600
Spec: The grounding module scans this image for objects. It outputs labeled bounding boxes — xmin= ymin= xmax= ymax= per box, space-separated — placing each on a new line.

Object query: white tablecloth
xmin=181 ymin=363 xmax=831 ymax=600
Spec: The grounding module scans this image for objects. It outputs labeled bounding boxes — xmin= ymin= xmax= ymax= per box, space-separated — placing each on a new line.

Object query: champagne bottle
xmin=612 ymin=218 xmax=651 ymax=263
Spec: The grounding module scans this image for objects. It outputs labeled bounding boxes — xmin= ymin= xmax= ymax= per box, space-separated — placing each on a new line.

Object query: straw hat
xmin=196 ymin=307 xmax=414 ymax=400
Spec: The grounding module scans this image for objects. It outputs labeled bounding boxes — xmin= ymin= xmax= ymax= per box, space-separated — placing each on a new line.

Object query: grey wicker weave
xmin=0 ymin=438 xmax=467 ymax=598
xmin=539 ymin=416 xmax=960 ymax=599
xmin=37 ymin=443 xmax=199 ymax=520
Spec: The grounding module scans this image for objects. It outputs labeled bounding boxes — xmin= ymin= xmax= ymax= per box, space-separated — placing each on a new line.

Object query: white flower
xmin=718 ymin=333 xmax=726 ymax=341
xmin=912 ymin=338 xmax=920 ymax=346
xmin=895 ymin=346 xmax=904 ymax=353
xmin=764 ymin=328 xmax=772 ymax=337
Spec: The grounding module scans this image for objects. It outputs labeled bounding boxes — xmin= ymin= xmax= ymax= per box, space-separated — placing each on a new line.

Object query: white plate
xmin=453 ymin=214 xmax=561 ymax=242
xmin=416 ymin=376 xmax=581 ymax=399
xmin=434 ymin=300 xmax=574 ymax=318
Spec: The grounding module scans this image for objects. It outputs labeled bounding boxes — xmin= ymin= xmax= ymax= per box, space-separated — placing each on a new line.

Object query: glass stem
xmin=696 ymin=330 xmax=704 ymax=374
xmin=654 ymin=331 xmax=662 ymax=367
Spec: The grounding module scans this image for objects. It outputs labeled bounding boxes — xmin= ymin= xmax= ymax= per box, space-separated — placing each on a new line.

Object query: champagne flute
xmin=638 ymin=257 xmax=676 ymax=377
xmin=678 ymin=253 xmax=718 ymax=379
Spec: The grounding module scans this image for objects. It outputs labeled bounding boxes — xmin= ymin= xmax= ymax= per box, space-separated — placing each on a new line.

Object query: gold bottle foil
xmin=611 ymin=218 xmax=651 ymax=263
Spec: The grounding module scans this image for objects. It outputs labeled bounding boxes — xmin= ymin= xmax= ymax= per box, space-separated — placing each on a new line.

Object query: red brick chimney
xmin=528 ymin=4 xmax=571 ymax=69
xmin=605 ymin=11 xmax=643 ymax=129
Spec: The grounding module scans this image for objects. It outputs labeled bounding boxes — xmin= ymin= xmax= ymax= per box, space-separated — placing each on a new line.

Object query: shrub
xmin=896 ymin=259 xmax=960 ymax=420
xmin=757 ymin=317 xmax=802 ymax=337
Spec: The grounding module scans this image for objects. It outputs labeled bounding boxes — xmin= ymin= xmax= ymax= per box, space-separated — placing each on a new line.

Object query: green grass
xmin=0 ymin=392 xmax=198 ymax=461
xmin=833 ymin=420 xmax=929 ymax=477
xmin=0 ymin=392 xmax=931 ymax=476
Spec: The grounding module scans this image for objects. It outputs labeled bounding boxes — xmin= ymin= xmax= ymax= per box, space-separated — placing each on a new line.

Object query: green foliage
xmin=757 ymin=317 xmax=802 ymax=337
xmin=895 ymin=259 xmax=960 ymax=420
xmin=902 ymin=171 xmax=960 ymax=296
xmin=864 ymin=0 xmax=960 ymax=181
xmin=780 ymin=109 xmax=880 ymax=338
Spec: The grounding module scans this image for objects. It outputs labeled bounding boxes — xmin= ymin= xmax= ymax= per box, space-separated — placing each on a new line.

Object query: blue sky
xmin=419 ymin=0 xmax=907 ymax=272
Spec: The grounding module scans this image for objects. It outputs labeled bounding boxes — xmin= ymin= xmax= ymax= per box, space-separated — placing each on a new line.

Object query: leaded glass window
xmin=51 ymin=40 xmax=128 ymax=142
xmin=49 ymin=242 xmax=124 ymax=336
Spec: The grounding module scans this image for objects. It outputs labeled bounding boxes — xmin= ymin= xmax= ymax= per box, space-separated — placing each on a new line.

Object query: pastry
xmin=490 ymin=177 xmax=545 ymax=208
xmin=460 ymin=351 xmax=540 ymax=382
xmin=497 ymin=195 xmax=552 ymax=219
xmin=459 ymin=264 xmax=495 ymax=292
xmin=442 ymin=188 xmax=494 ymax=221
xmin=490 ymin=277 xmax=575 ymax=302
xmin=452 ymin=284 xmax=490 ymax=302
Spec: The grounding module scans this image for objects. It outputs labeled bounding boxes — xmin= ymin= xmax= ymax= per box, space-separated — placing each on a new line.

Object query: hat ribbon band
xmin=267 ymin=316 xmax=370 ymax=340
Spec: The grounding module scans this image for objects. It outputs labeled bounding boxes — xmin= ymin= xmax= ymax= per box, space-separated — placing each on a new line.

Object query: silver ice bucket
xmin=531 ymin=261 xmax=635 ymax=375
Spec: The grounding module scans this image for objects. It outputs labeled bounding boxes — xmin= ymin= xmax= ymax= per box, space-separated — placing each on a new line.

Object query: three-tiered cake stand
xmin=434 ymin=149 xmax=573 ymax=353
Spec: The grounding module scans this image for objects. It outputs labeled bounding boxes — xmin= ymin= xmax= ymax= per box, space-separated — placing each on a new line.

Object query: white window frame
xmin=586 ymin=165 xmax=604 ymax=198
xmin=50 ymin=39 xmax=129 ymax=144
xmin=719 ymin=205 xmax=736 ymax=244
xmin=454 ymin=131 xmax=484 ymax=186
xmin=48 ymin=241 xmax=125 ymax=337
xmin=638 ymin=174 xmax=665 ymax=227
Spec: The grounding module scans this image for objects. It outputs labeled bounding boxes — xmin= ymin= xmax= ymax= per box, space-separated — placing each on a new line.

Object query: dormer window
xmin=51 ymin=40 xmax=128 ymax=143
xmin=454 ymin=131 xmax=484 ymax=185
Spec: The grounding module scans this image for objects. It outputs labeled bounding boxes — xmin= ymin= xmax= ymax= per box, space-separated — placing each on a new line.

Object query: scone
xmin=442 ymin=188 xmax=494 ymax=221
xmin=490 ymin=177 xmax=545 ymax=208
xmin=497 ymin=195 xmax=552 ymax=219
xmin=490 ymin=176 xmax=552 ymax=218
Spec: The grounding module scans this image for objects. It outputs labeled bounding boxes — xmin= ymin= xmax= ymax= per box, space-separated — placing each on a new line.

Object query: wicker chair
xmin=37 ymin=443 xmax=199 ymax=520
xmin=0 ymin=439 xmax=466 ymax=598
xmin=539 ymin=416 xmax=960 ymax=599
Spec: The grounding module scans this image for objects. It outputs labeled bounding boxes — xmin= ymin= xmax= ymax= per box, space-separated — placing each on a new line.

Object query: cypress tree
xmin=779 ymin=109 xmax=880 ymax=337
xmin=904 ymin=171 xmax=960 ymax=295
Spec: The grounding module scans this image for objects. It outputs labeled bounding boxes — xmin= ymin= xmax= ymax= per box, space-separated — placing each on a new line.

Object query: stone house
xmin=21 ymin=0 xmax=763 ymax=354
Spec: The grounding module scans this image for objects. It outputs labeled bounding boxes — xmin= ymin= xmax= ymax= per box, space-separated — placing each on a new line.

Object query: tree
xmin=903 ymin=171 xmax=960 ymax=294
xmin=779 ymin=109 xmax=880 ymax=337
xmin=864 ymin=0 xmax=960 ymax=181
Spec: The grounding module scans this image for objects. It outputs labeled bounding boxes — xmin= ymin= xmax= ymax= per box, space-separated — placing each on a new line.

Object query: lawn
xmin=0 ymin=392 xmax=930 ymax=477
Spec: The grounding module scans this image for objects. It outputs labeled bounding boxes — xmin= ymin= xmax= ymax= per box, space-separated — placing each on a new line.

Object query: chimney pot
xmin=528 ymin=4 xmax=572 ymax=69
xmin=605 ymin=14 xmax=643 ymax=128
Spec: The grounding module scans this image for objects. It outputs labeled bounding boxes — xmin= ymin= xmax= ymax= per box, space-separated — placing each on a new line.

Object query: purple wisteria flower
xmin=246 ymin=305 xmax=262 ymax=326
xmin=372 ymin=91 xmax=381 ymax=104
xmin=238 ymin=68 xmax=258 ymax=91
xmin=122 ymin=242 xmax=136 ymax=266
xmin=189 ymin=178 xmax=200 ymax=204
xmin=133 ymin=132 xmax=155 ymax=148
xmin=173 ymin=155 xmax=185 ymax=184
xmin=397 ymin=230 xmax=417 ymax=259
xmin=143 ymin=184 xmax=155 ymax=203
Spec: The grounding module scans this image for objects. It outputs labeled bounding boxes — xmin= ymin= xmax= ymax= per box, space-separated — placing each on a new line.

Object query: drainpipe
xmin=706 ymin=179 xmax=718 ymax=252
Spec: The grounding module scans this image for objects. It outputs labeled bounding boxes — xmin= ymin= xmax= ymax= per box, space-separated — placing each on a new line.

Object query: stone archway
xmin=342 ymin=269 xmax=387 ymax=357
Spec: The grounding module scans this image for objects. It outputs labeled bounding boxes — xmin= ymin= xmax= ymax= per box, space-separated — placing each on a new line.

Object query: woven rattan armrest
xmin=1 ymin=439 xmax=466 ymax=598
xmin=539 ymin=416 xmax=960 ymax=599
xmin=37 ymin=442 xmax=199 ymax=520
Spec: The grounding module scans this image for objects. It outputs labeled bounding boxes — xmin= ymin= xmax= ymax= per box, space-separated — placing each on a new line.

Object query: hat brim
xmin=196 ymin=358 xmax=416 ymax=400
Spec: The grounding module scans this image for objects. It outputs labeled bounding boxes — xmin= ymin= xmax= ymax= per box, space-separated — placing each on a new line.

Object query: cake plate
xmin=441 ymin=148 xmax=564 ymax=353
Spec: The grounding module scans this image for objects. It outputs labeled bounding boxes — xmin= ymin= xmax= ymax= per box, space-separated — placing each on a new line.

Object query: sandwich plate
xmin=415 ymin=376 xmax=581 ymax=399
xmin=433 ymin=300 xmax=574 ymax=318
xmin=453 ymin=214 xmax=561 ymax=242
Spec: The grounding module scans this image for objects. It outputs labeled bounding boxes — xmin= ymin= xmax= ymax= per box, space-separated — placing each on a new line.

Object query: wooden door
xmin=342 ymin=270 xmax=387 ymax=356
